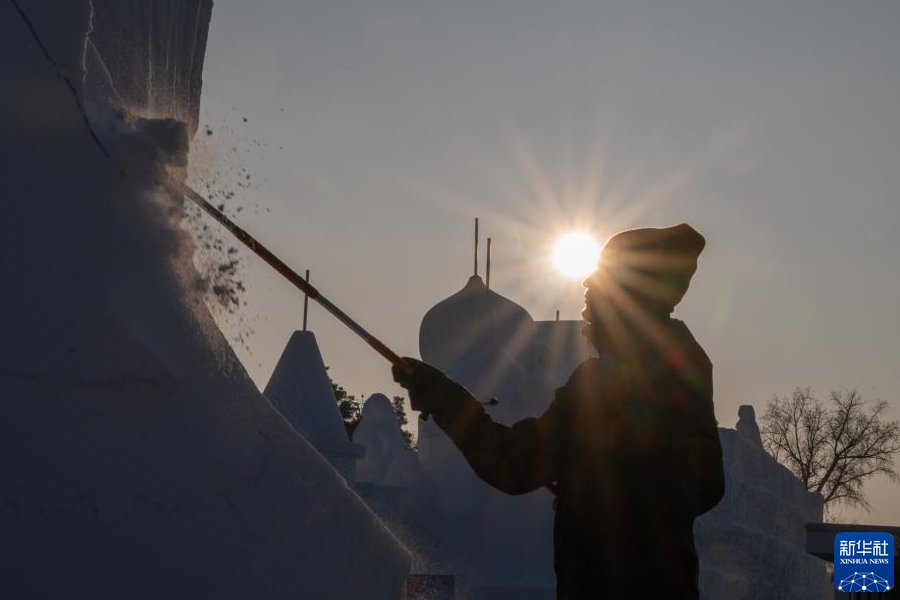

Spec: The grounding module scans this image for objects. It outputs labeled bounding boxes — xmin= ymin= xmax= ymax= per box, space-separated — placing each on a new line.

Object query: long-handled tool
xmin=180 ymin=184 xmax=406 ymax=370
xmin=181 ymin=185 xmax=533 ymax=431
xmin=183 ymin=184 xmax=557 ymax=495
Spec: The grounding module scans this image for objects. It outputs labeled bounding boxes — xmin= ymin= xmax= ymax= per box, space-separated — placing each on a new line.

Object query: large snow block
xmin=90 ymin=0 xmax=214 ymax=136
xmin=0 ymin=3 xmax=409 ymax=598
xmin=696 ymin=428 xmax=828 ymax=599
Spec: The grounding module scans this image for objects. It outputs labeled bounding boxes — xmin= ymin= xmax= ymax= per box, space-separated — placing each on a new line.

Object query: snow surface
xmin=415 ymin=277 xmax=561 ymax=596
xmin=0 ymin=2 xmax=409 ymax=597
xmin=90 ymin=0 xmax=213 ymax=136
xmin=533 ymin=320 xmax=595 ymax=386
xmin=265 ymin=330 xmax=354 ymax=449
xmin=419 ymin=275 xmax=536 ymax=371
xmin=696 ymin=425 xmax=828 ymax=599
xmin=354 ymin=394 xmax=418 ymax=487
xmin=263 ymin=330 xmax=365 ymax=481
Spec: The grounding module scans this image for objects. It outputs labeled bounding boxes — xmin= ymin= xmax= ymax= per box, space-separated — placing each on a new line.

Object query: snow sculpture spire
xmin=354 ymin=394 xmax=420 ymax=487
xmin=264 ymin=331 xmax=365 ymax=480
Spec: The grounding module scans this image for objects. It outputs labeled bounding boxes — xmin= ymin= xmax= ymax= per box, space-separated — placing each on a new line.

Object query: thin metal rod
xmin=474 ymin=217 xmax=479 ymax=277
xmin=181 ymin=184 xmax=405 ymax=368
xmin=556 ymin=309 xmax=560 ymax=322
xmin=486 ymin=237 xmax=492 ymax=289
xmin=302 ymin=269 xmax=310 ymax=331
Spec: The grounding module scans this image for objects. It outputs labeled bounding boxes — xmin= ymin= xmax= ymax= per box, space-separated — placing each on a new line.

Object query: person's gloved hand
xmin=392 ymin=357 xmax=459 ymax=417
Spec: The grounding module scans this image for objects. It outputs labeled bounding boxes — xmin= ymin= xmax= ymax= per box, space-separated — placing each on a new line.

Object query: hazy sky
xmin=192 ymin=0 xmax=899 ymax=524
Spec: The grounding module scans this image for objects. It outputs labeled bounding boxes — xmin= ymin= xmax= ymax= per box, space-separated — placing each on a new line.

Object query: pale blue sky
xmin=192 ymin=0 xmax=900 ymax=524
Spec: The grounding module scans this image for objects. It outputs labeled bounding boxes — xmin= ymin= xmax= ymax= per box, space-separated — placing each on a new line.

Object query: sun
xmin=552 ymin=232 xmax=600 ymax=279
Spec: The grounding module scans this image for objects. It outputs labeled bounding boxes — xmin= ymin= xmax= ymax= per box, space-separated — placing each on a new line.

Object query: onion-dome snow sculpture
xmin=445 ymin=338 xmax=525 ymax=425
xmin=534 ymin=319 xmax=595 ymax=386
xmin=417 ymin=272 xmax=535 ymax=478
xmin=519 ymin=342 xmax=557 ymax=415
xmin=419 ymin=274 xmax=536 ymax=371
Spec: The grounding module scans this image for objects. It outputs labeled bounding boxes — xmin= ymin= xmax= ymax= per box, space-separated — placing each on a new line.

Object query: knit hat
xmin=587 ymin=223 xmax=705 ymax=314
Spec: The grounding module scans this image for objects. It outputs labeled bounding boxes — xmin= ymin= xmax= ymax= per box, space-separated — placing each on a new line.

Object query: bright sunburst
xmin=552 ymin=232 xmax=600 ymax=279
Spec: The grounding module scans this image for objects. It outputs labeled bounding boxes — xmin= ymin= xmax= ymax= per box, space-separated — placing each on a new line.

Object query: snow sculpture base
xmin=0 ymin=3 xmax=409 ymax=598
xmin=696 ymin=428 xmax=829 ymax=599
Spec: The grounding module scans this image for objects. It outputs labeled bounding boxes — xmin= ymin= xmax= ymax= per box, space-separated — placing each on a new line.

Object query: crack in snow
xmin=8 ymin=0 xmax=109 ymax=158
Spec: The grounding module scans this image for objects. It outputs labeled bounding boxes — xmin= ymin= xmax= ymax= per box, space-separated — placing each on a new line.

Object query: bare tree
xmin=760 ymin=387 xmax=900 ymax=511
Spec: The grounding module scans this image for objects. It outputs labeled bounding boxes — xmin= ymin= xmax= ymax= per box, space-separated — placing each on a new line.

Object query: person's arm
xmin=393 ymin=358 xmax=563 ymax=495
xmin=435 ymin=389 xmax=564 ymax=495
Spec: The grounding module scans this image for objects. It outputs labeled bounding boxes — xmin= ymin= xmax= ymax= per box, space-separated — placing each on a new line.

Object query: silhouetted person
xmin=393 ymin=223 xmax=724 ymax=599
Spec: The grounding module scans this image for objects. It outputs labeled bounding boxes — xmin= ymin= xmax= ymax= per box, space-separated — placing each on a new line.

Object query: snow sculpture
xmin=533 ymin=319 xmax=595 ymax=386
xmin=695 ymin=411 xmax=828 ymax=599
xmin=90 ymin=0 xmax=213 ymax=135
xmin=446 ymin=341 xmax=526 ymax=426
xmin=520 ymin=343 xmax=557 ymax=415
xmin=736 ymin=404 xmax=763 ymax=447
xmin=263 ymin=330 xmax=365 ymax=482
xmin=418 ymin=274 xmax=530 ymax=476
xmin=0 ymin=3 xmax=409 ymax=598
xmin=8 ymin=1 xmax=92 ymax=94
xmin=447 ymin=337 xmax=553 ymax=595
xmin=354 ymin=447 xmax=454 ymax=581
xmin=420 ymin=274 xmax=536 ymax=370
xmin=352 ymin=401 xmax=456 ymax=577
xmin=383 ymin=449 xmax=424 ymax=488
xmin=354 ymin=393 xmax=419 ymax=487
xmin=415 ymin=276 xmax=559 ymax=597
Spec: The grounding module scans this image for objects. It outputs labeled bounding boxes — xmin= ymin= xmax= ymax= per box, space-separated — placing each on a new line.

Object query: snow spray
xmin=180 ymin=184 xmax=406 ymax=369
